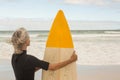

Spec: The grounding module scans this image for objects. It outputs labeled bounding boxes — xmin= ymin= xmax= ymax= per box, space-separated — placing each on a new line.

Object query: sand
xmin=1 ymin=59 xmax=120 ymax=80
xmin=77 ymin=65 xmax=120 ymax=80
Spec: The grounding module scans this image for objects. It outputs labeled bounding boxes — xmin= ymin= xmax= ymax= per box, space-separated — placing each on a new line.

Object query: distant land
xmin=0 ymin=18 xmax=120 ymax=30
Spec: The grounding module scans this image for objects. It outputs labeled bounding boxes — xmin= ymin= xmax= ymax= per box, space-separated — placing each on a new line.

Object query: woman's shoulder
xmin=26 ymin=54 xmax=40 ymax=62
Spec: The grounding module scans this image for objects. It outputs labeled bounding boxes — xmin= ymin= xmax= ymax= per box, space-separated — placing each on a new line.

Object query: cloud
xmin=112 ymin=0 xmax=120 ymax=2
xmin=0 ymin=0 xmax=18 ymax=3
xmin=64 ymin=0 xmax=120 ymax=6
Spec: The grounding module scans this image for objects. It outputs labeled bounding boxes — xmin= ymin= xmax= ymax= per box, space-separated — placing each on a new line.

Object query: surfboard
xmin=42 ymin=10 xmax=77 ymax=80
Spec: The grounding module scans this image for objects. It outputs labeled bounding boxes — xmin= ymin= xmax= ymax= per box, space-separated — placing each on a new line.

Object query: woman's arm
xmin=48 ymin=51 xmax=77 ymax=71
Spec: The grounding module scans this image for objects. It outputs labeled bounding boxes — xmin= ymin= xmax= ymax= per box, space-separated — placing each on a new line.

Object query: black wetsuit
xmin=11 ymin=50 xmax=49 ymax=80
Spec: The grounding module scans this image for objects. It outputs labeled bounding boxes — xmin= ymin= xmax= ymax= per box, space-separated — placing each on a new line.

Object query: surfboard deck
xmin=42 ymin=10 xmax=77 ymax=80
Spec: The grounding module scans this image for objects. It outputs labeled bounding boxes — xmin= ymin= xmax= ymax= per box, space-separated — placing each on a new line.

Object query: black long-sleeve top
xmin=11 ymin=50 xmax=49 ymax=80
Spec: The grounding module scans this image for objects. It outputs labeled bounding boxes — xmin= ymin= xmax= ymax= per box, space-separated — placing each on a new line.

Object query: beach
xmin=1 ymin=30 xmax=120 ymax=80
xmin=1 ymin=59 xmax=120 ymax=80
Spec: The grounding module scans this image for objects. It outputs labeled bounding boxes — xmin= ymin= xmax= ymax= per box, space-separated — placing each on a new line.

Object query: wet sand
xmin=78 ymin=65 xmax=120 ymax=80
xmin=1 ymin=59 xmax=120 ymax=80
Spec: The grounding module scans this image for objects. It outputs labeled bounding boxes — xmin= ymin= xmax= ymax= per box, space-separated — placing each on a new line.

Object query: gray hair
xmin=11 ymin=27 xmax=29 ymax=54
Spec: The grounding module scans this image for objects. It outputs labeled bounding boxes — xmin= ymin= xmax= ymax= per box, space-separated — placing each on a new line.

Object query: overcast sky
xmin=0 ymin=0 xmax=120 ymax=30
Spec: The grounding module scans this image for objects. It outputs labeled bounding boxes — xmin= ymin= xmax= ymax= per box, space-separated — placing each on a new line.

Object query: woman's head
xmin=11 ymin=27 xmax=30 ymax=54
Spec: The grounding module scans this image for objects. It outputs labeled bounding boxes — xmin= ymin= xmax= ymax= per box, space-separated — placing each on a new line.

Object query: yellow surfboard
xmin=42 ymin=10 xmax=77 ymax=80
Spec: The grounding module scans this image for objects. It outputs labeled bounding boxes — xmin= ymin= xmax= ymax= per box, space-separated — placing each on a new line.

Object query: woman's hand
xmin=48 ymin=50 xmax=78 ymax=71
xmin=70 ymin=51 xmax=77 ymax=62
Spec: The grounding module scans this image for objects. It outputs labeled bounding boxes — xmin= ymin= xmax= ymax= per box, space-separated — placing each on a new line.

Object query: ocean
xmin=0 ymin=30 xmax=120 ymax=42
xmin=0 ymin=30 xmax=120 ymax=65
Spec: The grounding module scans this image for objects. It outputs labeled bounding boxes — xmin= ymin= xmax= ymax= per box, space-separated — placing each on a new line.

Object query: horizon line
xmin=0 ymin=29 xmax=120 ymax=31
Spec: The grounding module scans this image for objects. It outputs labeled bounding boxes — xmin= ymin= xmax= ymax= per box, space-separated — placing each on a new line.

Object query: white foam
xmin=72 ymin=34 xmax=120 ymax=38
xmin=1 ymin=35 xmax=120 ymax=65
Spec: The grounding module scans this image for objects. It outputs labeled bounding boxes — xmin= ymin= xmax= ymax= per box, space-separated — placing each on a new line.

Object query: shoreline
xmin=1 ymin=59 xmax=120 ymax=80
xmin=1 ymin=38 xmax=120 ymax=65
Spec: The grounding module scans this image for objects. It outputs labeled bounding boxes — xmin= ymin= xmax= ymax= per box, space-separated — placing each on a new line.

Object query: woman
xmin=11 ymin=27 xmax=77 ymax=80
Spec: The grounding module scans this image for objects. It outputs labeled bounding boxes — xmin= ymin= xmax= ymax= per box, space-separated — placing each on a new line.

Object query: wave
xmin=104 ymin=31 xmax=120 ymax=34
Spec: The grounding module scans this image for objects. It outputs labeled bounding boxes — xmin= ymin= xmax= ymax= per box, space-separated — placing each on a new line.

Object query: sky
xmin=0 ymin=0 xmax=120 ymax=30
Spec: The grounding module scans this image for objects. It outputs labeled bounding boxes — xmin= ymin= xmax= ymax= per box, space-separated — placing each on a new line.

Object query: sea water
xmin=0 ymin=30 xmax=120 ymax=65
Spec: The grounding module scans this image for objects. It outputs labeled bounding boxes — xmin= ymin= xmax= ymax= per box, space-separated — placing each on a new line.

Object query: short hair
xmin=11 ymin=27 xmax=29 ymax=54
